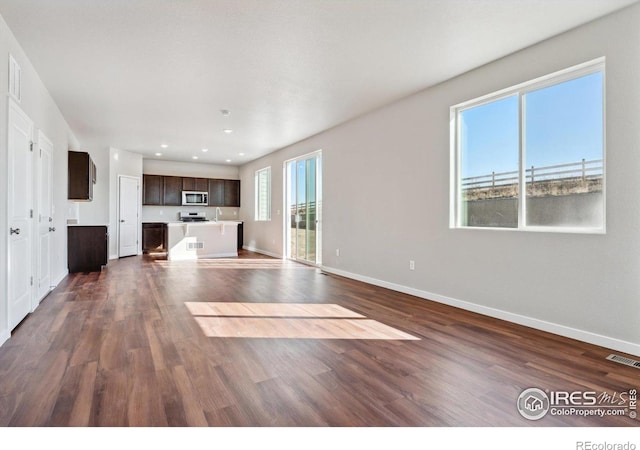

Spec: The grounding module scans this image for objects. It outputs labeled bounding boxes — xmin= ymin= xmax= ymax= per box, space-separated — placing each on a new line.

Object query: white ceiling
xmin=0 ymin=0 xmax=636 ymax=165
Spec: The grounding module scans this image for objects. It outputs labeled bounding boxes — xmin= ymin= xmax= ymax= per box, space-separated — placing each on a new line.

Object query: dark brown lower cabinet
xmin=68 ymin=226 xmax=108 ymax=273
xmin=142 ymin=223 xmax=167 ymax=253
xmin=237 ymin=222 xmax=243 ymax=250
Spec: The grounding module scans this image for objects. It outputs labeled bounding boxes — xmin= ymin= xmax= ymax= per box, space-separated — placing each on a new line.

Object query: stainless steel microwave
xmin=182 ymin=191 xmax=208 ymax=206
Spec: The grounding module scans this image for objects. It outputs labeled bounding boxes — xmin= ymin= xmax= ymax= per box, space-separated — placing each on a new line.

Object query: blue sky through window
xmin=460 ymin=95 xmax=519 ymax=178
xmin=460 ymin=72 xmax=603 ymax=179
xmin=525 ymin=72 xmax=603 ymax=168
xmin=289 ymin=158 xmax=316 ymax=207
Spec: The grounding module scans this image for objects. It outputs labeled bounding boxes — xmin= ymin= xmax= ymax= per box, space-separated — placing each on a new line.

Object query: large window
xmin=451 ymin=59 xmax=604 ymax=232
xmin=255 ymin=167 xmax=271 ymax=221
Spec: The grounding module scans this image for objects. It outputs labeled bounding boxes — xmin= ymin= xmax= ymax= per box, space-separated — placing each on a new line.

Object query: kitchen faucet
xmin=214 ymin=207 xmax=222 ymax=221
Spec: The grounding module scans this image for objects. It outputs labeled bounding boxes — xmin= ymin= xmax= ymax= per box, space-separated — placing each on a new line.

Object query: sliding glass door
xmin=286 ymin=151 xmax=322 ymax=265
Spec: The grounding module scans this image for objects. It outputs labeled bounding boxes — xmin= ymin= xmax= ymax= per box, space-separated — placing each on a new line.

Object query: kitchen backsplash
xmin=141 ymin=205 xmax=240 ymax=222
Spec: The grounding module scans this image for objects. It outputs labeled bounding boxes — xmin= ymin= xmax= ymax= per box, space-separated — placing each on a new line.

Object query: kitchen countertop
xmin=166 ymin=220 xmax=241 ymax=226
xmin=67 ymin=223 xmax=109 ymax=227
xmin=143 ymin=220 xmax=242 ymax=224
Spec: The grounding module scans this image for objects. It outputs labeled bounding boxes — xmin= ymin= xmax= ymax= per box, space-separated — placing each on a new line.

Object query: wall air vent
xmin=606 ymin=354 xmax=640 ymax=369
xmin=187 ymin=242 xmax=204 ymax=250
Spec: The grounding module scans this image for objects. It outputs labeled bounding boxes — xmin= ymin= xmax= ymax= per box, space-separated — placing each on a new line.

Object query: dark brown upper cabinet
xmin=68 ymin=151 xmax=96 ymax=201
xmin=208 ymin=179 xmax=225 ymax=206
xmin=143 ymin=175 xmax=163 ymax=205
xmin=224 ymin=179 xmax=241 ymax=207
xmin=141 ymin=175 xmax=240 ymax=207
xmin=182 ymin=177 xmax=208 ymax=192
xmin=163 ymin=176 xmax=183 ymax=206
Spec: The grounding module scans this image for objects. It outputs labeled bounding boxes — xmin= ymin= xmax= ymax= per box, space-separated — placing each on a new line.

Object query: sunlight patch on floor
xmin=153 ymin=258 xmax=312 ymax=270
xmin=184 ymin=302 xmax=364 ymax=318
xmin=185 ymin=302 xmax=419 ymax=340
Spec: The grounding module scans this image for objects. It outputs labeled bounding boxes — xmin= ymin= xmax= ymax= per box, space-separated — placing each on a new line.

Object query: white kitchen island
xmin=167 ymin=221 xmax=239 ymax=260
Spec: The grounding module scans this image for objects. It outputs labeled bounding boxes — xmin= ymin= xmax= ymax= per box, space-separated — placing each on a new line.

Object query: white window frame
xmin=450 ymin=57 xmax=606 ymax=234
xmin=255 ymin=166 xmax=271 ymax=221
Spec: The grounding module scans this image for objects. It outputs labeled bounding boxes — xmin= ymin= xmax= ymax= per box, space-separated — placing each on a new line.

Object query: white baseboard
xmin=242 ymin=245 xmax=282 ymax=259
xmin=52 ymin=270 xmax=68 ymax=287
xmin=0 ymin=330 xmax=10 ymax=347
xmin=110 ymin=252 xmax=142 ymax=260
xmin=321 ymin=265 xmax=640 ymax=357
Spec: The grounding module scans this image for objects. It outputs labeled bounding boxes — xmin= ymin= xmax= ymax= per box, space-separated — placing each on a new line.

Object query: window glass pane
xmin=524 ymin=72 xmax=603 ymax=228
xmin=287 ymin=162 xmax=297 ymax=258
xmin=305 ymin=157 xmax=316 ymax=262
xmin=459 ymin=95 xmax=519 ymax=228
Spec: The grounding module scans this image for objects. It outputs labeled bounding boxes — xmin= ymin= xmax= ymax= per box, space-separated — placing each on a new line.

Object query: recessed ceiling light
xmin=160 ymin=144 xmax=168 ymax=148
xmin=223 ymin=129 xmax=233 ymax=134
xmin=221 ymin=109 xmax=230 ymax=116
xmin=226 ymin=159 xmax=232 ymax=163
xmin=202 ymin=148 xmax=208 ymax=152
xmin=192 ymin=156 xmax=199 ymax=160
xmin=239 ymin=153 xmax=245 ymax=156
xmin=155 ymin=152 xmax=163 ymax=156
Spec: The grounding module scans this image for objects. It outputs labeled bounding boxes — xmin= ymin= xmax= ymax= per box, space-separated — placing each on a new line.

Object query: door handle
xmin=49 ymin=217 xmax=53 ymax=222
xmin=10 ymin=228 xmax=20 ymax=235
xmin=120 ymin=219 xmax=125 ymax=223
xmin=49 ymin=227 xmax=56 ymax=232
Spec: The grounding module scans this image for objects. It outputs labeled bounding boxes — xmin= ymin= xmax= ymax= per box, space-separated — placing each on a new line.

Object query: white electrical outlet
xmin=409 ymin=260 xmax=415 ymax=270
xmin=336 ymin=249 xmax=340 ymax=257
xmin=159 ymin=210 xmax=163 ymax=215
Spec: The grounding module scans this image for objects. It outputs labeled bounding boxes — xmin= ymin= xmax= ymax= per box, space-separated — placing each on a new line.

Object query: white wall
xmin=141 ymin=159 xmax=240 ymax=223
xmin=143 ymin=159 xmax=239 ymax=179
xmin=109 ymin=147 xmax=143 ymax=259
xmin=239 ymin=4 xmax=640 ymax=355
xmin=0 ymin=14 xmax=80 ymax=345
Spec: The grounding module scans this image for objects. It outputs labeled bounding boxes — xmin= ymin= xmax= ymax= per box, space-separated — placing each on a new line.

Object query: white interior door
xmin=36 ymin=131 xmax=53 ymax=303
xmin=118 ymin=176 xmax=139 ymax=257
xmin=8 ymin=101 xmax=34 ymax=330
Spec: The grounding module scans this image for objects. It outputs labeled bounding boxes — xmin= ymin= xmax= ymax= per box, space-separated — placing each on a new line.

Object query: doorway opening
xmin=285 ymin=151 xmax=322 ymax=265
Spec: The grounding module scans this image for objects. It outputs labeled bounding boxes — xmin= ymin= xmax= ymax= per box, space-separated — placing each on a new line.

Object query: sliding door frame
xmin=283 ymin=150 xmax=322 ymax=266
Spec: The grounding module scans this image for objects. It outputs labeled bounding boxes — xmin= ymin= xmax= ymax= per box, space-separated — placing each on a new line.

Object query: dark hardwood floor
xmin=0 ymin=251 xmax=637 ymax=426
